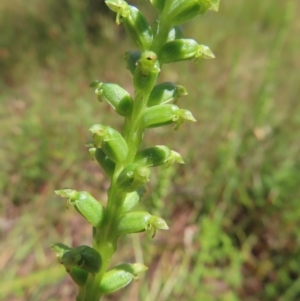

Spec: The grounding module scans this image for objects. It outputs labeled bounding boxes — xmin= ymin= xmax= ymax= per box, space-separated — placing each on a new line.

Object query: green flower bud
xmin=51 ymin=243 xmax=89 ymax=286
xmin=106 ymin=1 xmax=153 ymax=50
xmin=55 ymin=189 xmax=105 ymax=228
xmin=130 ymin=263 xmax=148 ymax=277
xmin=61 ymin=245 xmax=102 ymax=274
xmin=159 ymin=39 xmax=215 ymax=64
xmin=133 ymin=51 xmax=160 ymax=92
xmin=90 ymin=148 xmax=115 ymax=178
xmin=121 ymin=5 xmax=153 ymax=50
xmin=136 ymin=51 xmax=160 ymax=76
xmin=150 ymin=216 xmax=169 ymax=230
xmin=135 ymin=145 xmax=184 ymax=167
xmin=147 ymin=215 xmax=169 ymax=237
xmin=92 ymin=81 xmax=133 ymax=116
xmin=117 ymin=211 xmax=152 ymax=235
xmin=105 ymin=0 xmax=130 ymax=25
xmin=141 ymin=104 xmax=196 ymax=130
xmin=149 ymin=0 xmax=166 ymax=12
xmin=122 ymin=187 xmax=145 ymax=213
xmin=163 ymin=0 xmax=219 ymax=26
xmin=99 ymin=263 xmax=148 ymax=294
xmin=148 ymin=82 xmax=188 ymax=106
xmin=117 ymin=163 xmax=150 ymax=192
xmin=90 ymin=124 xmax=128 ymax=163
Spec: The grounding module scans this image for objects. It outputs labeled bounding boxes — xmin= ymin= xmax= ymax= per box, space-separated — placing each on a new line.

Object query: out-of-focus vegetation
xmin=0 ymin=0 xmax=299 ymax=300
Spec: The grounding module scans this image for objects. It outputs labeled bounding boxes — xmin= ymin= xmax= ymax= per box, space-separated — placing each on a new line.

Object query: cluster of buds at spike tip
xmin=142 ymin=104 xmax=196 ymax=130
xmin=89 ymin=124 xmax=128 ymax=163
xmin=90 ymin=81 xmax=133 ymax=117
xmin=105 ymin=0 xmax=153 ymax=50
xmin=99 ymin=263 xmax=148 ymax=294
xmin=116 ymin=211 xmax=168 ymax=236
xmin=55 ymin=189 xmax=105 ymax=228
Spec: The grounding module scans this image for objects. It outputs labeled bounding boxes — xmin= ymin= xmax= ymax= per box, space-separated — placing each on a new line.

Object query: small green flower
xmin=51 ymin=244 xmax=89 ymax=286
xmin=55 ymin=189 xmax=105 ymax=228
xmin=159 ymin=39 xmax=215 ymax=64
xmin=148 ymin=82 xmax=188 ymax=106
xmin=135 ymin=145 xmax=184 ymax=167
xmin=99 ymin=263 xmax=147 ymax=294
xmin=61 ymin=245 xmax=102 ymax=274
xmin=90 ymin=124 xmax=128 ymax=163
xmin=90 ymin=147 xmax=115 ymax=178
xmin=147 ymin=215 xmax=169 ymax=237
xmin=105 ymin=0 xmax=130 ymax=25
xmin=51 ymin=243 xmax=72 ymax=262
xmin=91 ymin=81 xmax=133 ymax=116
xmin=117 ymin=211 xmax=152 ymax=235
xmin=117 ymin=163 xmax=151 ymax=192
xmin=142 ymin=104 xmax=196 ymax=130
xmin=121 ymin=5 xmax=153 ymax=50
xmin=133 ymin=51 xmax=160 ymax=92
xmin=162 ymin=0 xmax=220 ymax=26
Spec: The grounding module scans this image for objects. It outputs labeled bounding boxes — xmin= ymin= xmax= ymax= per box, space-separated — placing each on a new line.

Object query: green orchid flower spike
xmin=52 ymin=0 xmax=220 ymax=300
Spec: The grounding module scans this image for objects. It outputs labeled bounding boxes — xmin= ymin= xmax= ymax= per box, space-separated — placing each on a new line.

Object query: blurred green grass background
xmin=1 ymin=0 xmax=300 ymax=300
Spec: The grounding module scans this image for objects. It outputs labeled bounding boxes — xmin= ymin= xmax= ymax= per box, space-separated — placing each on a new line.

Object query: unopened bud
xmin=159 ymin=39 xmax=215 ymax=64
xmin=117 ymin=163 xmax=150 ymax=192
xmin=162 ymin=0 xmax=219 ymax=26
xmin=55 ymin=189 xmax=105 ymax=228
xmin=90 ymin=124 xmax=128 ymax=163
xmin=135 ymin=145 xmax=184 ymax=167
xmin=134 ymin=51 xmax=160 ymax=92
xmin=92 ymin=81 xmax=133 ymax=116
xmin=92 ymin=148 xmax=115 ymax=178
xmin=99 ymin=263 xmax=147 ymax=294
xmin=61 ymin=245 xmax=102 ymax=274
xmin=117 ymin=211 xmax=152 ymax=236
xmin=121 ymin=5 xmax=153 ymax=50
xmin=142 ymin=104 xmax=196 ymax=130
xmin=148 ymin=82 xmax=187 ymax=106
